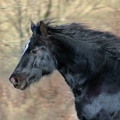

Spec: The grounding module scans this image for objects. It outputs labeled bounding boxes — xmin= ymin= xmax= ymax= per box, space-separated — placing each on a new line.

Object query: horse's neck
xmin=57 ymin=48 xmax=120 ymax=93
xmin=52 ymin=36 xmax=95 ymax=89
xmin=52 ymin=35 xmax=120 ymax=91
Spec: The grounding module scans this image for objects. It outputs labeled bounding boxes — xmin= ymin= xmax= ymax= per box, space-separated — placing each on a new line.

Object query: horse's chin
xmin=14 ymin=74 xmax=46 ymax=90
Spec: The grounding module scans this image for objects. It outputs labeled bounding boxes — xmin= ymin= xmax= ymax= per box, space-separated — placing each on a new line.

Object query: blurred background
xmin=0 ymin=0 xmax=120 ymax=120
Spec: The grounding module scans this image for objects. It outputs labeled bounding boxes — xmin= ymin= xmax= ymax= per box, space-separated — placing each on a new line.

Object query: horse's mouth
xmin=14 ymin=81 xmax=28 ymax=90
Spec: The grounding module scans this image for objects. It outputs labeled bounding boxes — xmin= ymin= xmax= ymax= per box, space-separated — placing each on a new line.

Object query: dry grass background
xmin=0 ymin=0 xmax=120 ymax=120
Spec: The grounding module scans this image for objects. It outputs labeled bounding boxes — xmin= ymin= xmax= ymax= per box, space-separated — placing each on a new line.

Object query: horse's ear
xmin=40 ymin=21 xmax=48 ymax=37
xmin=31 ymin=21 xmax=36 ymax=32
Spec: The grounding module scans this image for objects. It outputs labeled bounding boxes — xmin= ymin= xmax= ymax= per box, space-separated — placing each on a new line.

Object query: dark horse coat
xmin=9 ymin=20 xmax=120 ymax=120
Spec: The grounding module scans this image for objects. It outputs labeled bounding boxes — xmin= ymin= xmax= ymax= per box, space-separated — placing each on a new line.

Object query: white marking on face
xmin=22 ymin=39 xmax=30 ymax=56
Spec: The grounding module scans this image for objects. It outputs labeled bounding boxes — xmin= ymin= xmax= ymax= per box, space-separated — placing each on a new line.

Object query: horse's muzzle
xmin=9 ymin=73 xmax=28 ymax=90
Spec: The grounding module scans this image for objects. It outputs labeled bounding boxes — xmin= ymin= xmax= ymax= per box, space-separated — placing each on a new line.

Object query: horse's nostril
xmin=13 ymin=77 xmax=18 ymax=82
xmin=11 ymin=77 xmax=18 ymax=85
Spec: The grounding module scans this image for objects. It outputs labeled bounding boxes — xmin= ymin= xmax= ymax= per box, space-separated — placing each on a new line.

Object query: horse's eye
xmin=31 ymin=49 xmax=37 ymax=54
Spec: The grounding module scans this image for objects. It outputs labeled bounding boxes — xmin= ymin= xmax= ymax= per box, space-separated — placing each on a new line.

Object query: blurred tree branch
xmin=44 ymin=0 xmax=52 ymax=19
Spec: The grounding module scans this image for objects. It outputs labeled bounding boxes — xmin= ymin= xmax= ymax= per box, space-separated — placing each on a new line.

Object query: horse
xmin=9 ymin=20 xmax=120 ymax=120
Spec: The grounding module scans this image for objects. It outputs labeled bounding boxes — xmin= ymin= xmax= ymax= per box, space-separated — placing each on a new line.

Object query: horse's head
xmin=9 ymin=21 xmax=56 ymax=90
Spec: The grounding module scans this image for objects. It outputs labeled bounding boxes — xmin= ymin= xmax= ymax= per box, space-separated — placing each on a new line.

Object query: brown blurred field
xmin=0 ymin=0 xmax=120 ymax=120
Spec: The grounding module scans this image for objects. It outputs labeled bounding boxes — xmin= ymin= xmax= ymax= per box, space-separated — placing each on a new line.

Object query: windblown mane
xmin=44 ymin=21 xmax=120 ymax=61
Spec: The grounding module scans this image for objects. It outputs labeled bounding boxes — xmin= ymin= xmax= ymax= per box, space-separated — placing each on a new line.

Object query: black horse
xmin=9 ymin=20 xmax=120 ymax=120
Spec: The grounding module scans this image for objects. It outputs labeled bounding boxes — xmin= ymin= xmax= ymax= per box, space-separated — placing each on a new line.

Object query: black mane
xmin=46 ymin=22 xmax=120 ymax=61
